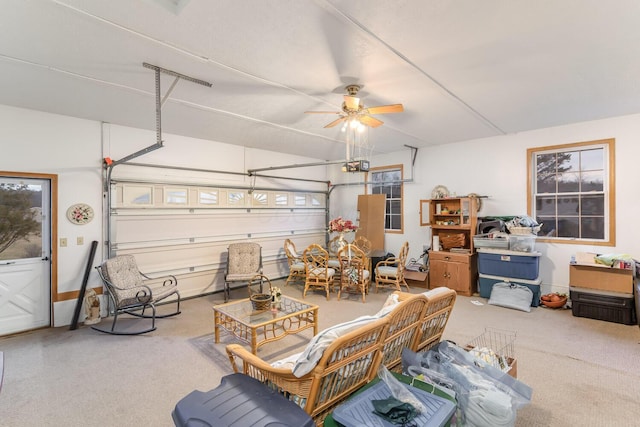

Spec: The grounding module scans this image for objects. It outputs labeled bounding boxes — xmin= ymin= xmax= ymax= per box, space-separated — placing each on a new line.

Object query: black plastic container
xmin=172 ymin=373 xmax=314 ymax=427
xmin=570 ymin=286 xmax=637 ymax=325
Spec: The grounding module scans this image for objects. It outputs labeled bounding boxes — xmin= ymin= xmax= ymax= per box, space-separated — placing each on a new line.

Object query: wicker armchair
xmin=94 ymin=254 xmax=181 ymax=335
xmin=227 ymin=317 xmax=388 ymax=426
xmin=284 ymin=239 xmax=306 ymax=286
xmin=375 ymin=241 xmax=410 ymax=292
xmin=379 ymin=292 xmax=429 ymax=371
xmin=396 ymin=287 xmax=457 ymax=353
xmin=226 ymin=289 xmax=457 ymax=426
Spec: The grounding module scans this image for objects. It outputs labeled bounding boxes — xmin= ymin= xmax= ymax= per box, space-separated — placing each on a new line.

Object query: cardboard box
xmin=569 ymin=264 xmax=634 ymax=294
xmin=404 ymin=270 xmax=429 ymax=288
xmin=507 ymin=357 xmax=518 ymax=378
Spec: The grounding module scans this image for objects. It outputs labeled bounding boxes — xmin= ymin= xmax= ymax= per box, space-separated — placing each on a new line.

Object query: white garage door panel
xmin=166 ymin=257 xmax=291 ymax=299
xmin=113 ymin=211 xmax=326 ymax=245
xmin=118 ymin=242 xmax=226 ymax=273
xmin=109 ymin=174 xmax=329 ymax=299
xmin=118 ymin=233 xmax=325 ymax=274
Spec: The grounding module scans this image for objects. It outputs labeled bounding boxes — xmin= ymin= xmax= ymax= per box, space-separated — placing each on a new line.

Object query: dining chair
xmin=375 ymin=241 xmax=410 ymax=292
xmin=283 ymin=238 xmax=306 ymax=286
xmin=353 ymin=235 xmax=373 ymax=276
xmin=302 ymin=244 xmax=335 ymax=300
xmin=337 ymin=244 xmax=370 ymax=303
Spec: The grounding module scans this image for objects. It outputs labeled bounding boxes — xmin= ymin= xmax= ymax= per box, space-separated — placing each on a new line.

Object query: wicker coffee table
xmin=213 ymin=295 xmax=318 ymax=354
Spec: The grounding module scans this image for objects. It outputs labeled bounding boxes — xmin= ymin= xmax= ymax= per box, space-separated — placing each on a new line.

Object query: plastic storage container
xmin=172 ymin=373 xmax=315 ymax=427
xmin=476 ymin=219 xmax=505 ymax=234
xmin=332 ymin=379 xmax=456 ymax=427
xmin=508 ymin=235 xmax=536 ymax=252
xmin=478 ymin=273 xmax=541 ymax=306
xmin=477 ymin=248 xmax=541 ymax=280
xmin=473 ymin=233 xmax=509 ymax=250
xmin=570 ymin=286 xmax=637 ymax=325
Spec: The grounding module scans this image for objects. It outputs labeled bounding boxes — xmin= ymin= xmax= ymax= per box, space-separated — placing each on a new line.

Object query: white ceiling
xmin=3 ymin=0 xmax=640 ymax=161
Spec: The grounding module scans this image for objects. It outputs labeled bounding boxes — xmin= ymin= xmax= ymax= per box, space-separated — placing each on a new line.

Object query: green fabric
xmin=372 ymin=396 xmax=417 ymax=424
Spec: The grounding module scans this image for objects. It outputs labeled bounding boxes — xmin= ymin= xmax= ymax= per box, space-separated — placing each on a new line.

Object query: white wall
xmin=3 ymin=101 xmax=639 ymax=326
xmin=0 ymin=105 xmax=103 ymax=327
xmin=0 ymin=104 xmax=328 ymax=327
xmin=330 ymin=113 xmax=640 ymax=295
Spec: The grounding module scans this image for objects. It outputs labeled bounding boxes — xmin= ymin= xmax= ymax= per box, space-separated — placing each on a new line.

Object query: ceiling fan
xmin=305 ymin=84 xmax=403 ymax=128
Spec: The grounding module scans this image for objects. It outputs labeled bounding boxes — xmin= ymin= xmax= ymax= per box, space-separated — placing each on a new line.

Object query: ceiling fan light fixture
xmin=304 ymin=84 xmax=403 ymax=130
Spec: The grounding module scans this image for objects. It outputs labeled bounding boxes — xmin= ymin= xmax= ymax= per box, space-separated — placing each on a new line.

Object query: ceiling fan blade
xmin=364 ymin=104 xmax=404 ymax=115
xmin=325 ymin=117 xmax=347 ymax=128
xmin=305 ymin=111 xmax=342 ymax=114
xmin=344 ymin=95 xmax=360 ymax=110
xmin=360 ymin=115 xmax=384 ymax=128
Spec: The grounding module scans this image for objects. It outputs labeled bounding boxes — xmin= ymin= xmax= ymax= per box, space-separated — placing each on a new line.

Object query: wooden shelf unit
xmin=424 ymin=197 xmax=478 ymax=296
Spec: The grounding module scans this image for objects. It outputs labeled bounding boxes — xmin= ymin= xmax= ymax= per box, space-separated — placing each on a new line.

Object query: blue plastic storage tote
xmin=477 ymin=248 xmax=541 ymax=280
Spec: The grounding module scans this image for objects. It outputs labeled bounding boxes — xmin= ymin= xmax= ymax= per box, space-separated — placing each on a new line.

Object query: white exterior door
xmin=0 ymin=177 xmax=51 ymax=335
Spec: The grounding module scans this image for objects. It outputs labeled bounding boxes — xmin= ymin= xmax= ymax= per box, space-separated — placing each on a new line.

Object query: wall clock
xmin=67 ymin=203 xmax=94 ymax=225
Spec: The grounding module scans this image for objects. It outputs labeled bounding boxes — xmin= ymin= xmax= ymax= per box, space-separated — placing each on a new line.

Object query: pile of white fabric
xmin=453 ymin=364 xmax=517 ymax=426
xmin=402 ymin=341 xmax=532 ymax=427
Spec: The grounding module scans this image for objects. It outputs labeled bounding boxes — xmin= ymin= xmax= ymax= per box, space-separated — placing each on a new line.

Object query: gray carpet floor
xmin=1 ymin=281 xmax=639 ymax=426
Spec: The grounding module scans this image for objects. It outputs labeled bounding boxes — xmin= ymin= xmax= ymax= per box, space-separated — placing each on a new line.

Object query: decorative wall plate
xmin=67 ymin=203 xmax=94 ymax=225
xmin=431 ymin=185 xmax=450 ymax=199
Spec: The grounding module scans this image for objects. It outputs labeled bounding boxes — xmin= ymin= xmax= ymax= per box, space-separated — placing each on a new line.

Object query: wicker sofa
xmin=226 ymin=287 xmax=457 ymax=425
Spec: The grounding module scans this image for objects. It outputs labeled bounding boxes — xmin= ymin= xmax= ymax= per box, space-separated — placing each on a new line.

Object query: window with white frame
xmin=275 ymin=193 xmax=289 ymax=206
xmin=528 ymin=139 xmax=615 ymax=245
xmin=198 ymin=189 xmax=219 ymax=205
xmin=165 ymin=188 xmax=188 ymax=205
xmin=252 ymin=191 xmax=268 ymax=206
xmin=370 ymin=165 xmax=403 ymax=232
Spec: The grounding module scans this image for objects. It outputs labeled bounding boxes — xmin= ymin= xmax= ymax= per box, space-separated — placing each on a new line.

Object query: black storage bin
xmin=477 ymin=219 xmax=505 ymax=234
xmin=172 ymin=373 xmax=314 ymax=427
xmin=570 ymin=287 xmax=637 ymax=325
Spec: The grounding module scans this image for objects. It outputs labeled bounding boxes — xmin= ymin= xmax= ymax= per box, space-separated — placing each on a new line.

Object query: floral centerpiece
xmin=270 ymin=286 xmax=282 ymax=305
xmin=328 ymin=216 xmax=358 ymax=233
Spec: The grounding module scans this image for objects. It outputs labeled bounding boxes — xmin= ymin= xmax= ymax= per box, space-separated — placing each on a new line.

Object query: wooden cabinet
xmin=429 ymin=251 xmax=477 ymax=296
xmin=423 ymin=196 xmax=478 ymax=296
